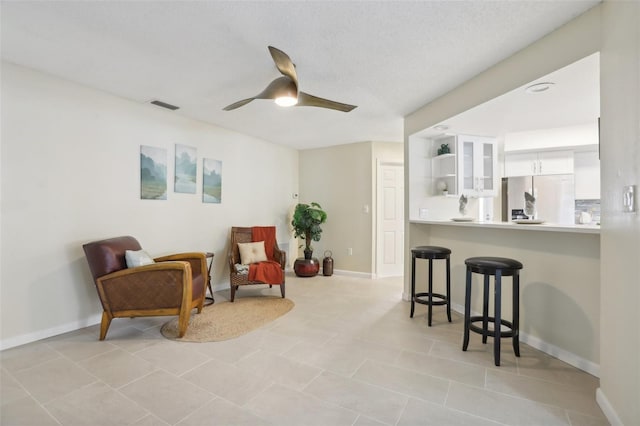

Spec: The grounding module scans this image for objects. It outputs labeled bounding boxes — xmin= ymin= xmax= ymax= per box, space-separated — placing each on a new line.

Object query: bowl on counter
xmin=451 ymin=217 xmax=474 ymax=222
xmin=514 ymin=219 xmax=545 ymax=224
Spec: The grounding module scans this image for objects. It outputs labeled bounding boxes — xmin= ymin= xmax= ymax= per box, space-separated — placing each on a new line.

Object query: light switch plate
xmin=623 ymin=185 xmax=636 ymax=212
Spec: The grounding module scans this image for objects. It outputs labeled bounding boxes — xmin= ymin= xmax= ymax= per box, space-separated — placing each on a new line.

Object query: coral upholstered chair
xmin=82 ymin=236 xmax=208 ymax=340
xmin=228 ymin=226 xmax=286 ymax=302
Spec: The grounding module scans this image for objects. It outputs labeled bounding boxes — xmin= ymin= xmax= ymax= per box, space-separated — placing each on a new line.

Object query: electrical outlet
xmin=347 ymin=248 xmax=353 ymax=255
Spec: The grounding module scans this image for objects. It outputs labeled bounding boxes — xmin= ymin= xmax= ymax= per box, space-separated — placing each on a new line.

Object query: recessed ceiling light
xmin=433 ymin=124 xmax=449 ymax=131
xmin=525 ymin=82 xmax=555 ymax=94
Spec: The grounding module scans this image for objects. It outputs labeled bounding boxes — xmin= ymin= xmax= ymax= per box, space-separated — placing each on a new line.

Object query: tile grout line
xmin=0 ymin=276 xmax=605 ymax=424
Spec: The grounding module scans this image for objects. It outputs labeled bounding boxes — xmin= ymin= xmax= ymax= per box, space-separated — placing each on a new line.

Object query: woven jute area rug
xmin=161 ymin=296 xmax=294 ymax=342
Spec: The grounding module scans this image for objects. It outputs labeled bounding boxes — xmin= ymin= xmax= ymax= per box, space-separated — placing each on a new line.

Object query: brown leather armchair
xmin=82 ymin=236 xmax=207 ymax=340
xmin=228 ymin=226 xmax=286 ymax=302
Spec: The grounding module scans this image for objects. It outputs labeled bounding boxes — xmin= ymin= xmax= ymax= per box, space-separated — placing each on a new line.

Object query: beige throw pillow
xmin=125 ymin=250 xmax=155 ymax=268
xmin=238 ymin=241 xmax=267 ymax=264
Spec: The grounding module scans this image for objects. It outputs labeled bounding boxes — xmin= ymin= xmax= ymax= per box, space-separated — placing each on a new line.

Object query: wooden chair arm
xmin=273 ymin=247 xmax=286 ymax=269
xmin=228 ymin=250 xmax=236 ymax=271
xmin=100 ymin=261 xmax=191 ymax=278
xmin=155 ymin=252 xmax=208 ymax=282
xmin=154 ymin=252 xmax=206 ymax=263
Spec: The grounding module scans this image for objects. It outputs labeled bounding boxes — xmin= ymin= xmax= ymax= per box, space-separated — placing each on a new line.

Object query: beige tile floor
xmin=1 ymin=274 xmax=608 ymax=425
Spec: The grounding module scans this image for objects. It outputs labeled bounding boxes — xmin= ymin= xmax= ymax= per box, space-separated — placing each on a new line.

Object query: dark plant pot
xmin=294 ymin=258 xmax=320 ymax=277
xmin=304 ymin=249 xmax=313 ymax=260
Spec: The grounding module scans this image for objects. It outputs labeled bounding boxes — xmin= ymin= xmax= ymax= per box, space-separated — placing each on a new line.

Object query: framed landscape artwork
xmin=140 ymin=145 xmax=167 ymax=200
xmin=174 ymin=144 xmax=197 ymax=194
xmin=202 ymin=158 xmax=222 ymax=203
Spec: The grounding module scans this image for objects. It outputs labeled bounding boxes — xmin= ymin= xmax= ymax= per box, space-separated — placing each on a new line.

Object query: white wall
xmin=0 ymin=62 xmax=299 ymax=349
xmin=299 ymin=141 xmax=402 ymax=274
xmin=504 ymin=122 xmax=599 ymax=152
xmin=299 ymin=142 xmax=372 ymax=274
xmin=372 ymin=141 xmax=404 ymax=164
xmin=598 ymin=2 xmax=640 ymax=424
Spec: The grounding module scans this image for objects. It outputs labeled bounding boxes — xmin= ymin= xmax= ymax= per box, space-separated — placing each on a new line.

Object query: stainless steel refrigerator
xmin=502 ymin=175 xmax=575 ymax=224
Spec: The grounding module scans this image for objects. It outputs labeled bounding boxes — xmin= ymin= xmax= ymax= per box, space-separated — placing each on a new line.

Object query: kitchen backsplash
xmin=575 ymin=199 xmax=600 ymax=224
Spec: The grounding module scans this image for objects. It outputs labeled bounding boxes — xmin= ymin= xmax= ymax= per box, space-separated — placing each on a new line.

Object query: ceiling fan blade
xmin=223 ymin=76 xmax=298 ymax=111
xmin=223 ymin=98 xmax=255 ymax=111
xmin=256 ymin=76 xmax=298 ymax=100
xmin=268 ymin=46 xmax=298 ymax=86
xmin=297 ymin=92 xmax=357 ymax=112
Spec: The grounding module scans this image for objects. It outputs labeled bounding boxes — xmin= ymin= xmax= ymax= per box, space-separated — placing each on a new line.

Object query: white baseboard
xmin=0 ymin=283 xmax=235 ymax=350
xmin=450 ymin=302 xmax=600 ymax=377
xmin=212 ymin=283 xmax=230 ymax=292
xmin=519 ymin=331 xmax=599 ymax=377
xmin=596 ymin=388 xmax=623 ymax=425
xmin=0 ymin=313 xmax=102 ymax=351
xmin=2 ymin=279 xmax=602 ymax=381
xmin=332 ymin=269 xmax=374 ymax=279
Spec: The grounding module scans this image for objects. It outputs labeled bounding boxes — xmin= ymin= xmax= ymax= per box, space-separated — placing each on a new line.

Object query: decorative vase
xmin=322 ymin=250 xmax=334 ymax=276
xmin=294 ymin=257 xmax=320 ymax=277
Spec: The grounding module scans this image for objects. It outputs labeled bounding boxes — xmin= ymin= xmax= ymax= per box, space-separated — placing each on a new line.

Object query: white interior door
xmin=376 ymin=162 xmax=404 ymax=277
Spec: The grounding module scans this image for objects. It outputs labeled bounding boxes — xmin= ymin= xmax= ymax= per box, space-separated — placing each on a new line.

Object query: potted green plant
xmin=291 ymin=202 xmax=327 ymax=260
xmin=437 ymin=143 xmax=450 ymax=155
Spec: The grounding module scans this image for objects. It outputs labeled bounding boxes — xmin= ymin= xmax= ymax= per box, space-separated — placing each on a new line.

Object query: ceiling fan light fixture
xmin=223 ymin=46 xmax=357 ymax=112
xmin=275 ymin=95 xmax=298 ymax=107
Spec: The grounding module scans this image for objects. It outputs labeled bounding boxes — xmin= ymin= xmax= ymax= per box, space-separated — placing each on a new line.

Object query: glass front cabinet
xmin=457 ymin=134 xmax=497 ymax=197
xmin=428 ymin=133 xmax=497 ymax=198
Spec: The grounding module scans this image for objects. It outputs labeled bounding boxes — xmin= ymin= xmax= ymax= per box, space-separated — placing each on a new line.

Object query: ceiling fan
xmin=223 ymin=46 xmax=357 ymax=112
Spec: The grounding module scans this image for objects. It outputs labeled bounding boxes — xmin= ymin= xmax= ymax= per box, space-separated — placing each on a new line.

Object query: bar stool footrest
xmin=414 ymin=292 xmax=448 ymax=306
xmin=468 ymin=316 xmax=516 ymax=338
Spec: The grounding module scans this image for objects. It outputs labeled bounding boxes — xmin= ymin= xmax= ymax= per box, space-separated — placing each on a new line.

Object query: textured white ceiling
xmin=417 ymin=52 xmax=600 ymax=139
xmin=0 ymin=1 xmax=599 ymax=149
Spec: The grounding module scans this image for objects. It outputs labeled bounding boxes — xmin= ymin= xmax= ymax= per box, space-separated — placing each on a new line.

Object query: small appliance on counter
xmin=575 ymin=199 xmax=601 ymax=224
xmin=511 ymin=209 xmax=529 ymax=220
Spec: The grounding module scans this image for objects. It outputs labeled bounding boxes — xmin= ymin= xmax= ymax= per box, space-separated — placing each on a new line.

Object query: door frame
xmin=375 ymin=160 xmax=404 ymax=278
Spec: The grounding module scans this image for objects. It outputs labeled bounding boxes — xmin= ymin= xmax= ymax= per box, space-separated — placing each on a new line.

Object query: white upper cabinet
xmin=574 ymin=149 xmax=601 ymax=199
xmin=504 ymin=150 xmax=574 ymax=177
xmin=504 ymin=152 xmax=537 ymax=176
xmin=538 ymin=150 xmax=574 ymax=175
xmin=503 ymin=123 xmax=598 ymax=177
xmin=457 ymin=135 xmax=498 ymax=197
xmin=430 ymin=134 xmax=497 ymax=197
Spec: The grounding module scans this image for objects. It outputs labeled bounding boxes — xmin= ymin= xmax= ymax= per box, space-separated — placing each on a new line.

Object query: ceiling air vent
xmin=149 ymin=100 xmax=180 ymax=110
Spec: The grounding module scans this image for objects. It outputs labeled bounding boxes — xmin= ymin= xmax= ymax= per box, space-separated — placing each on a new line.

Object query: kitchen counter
xmin=410 ymin=219 xmax=600 ymax=234
xmin=408 ymin=219 xmax=600 ymax=376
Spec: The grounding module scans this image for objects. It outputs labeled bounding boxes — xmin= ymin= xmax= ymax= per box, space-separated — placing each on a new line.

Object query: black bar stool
xmin=462 ymin=256 xmax=523 ymax=366
xmin=410 ymin=246 xmax=451 ymax=326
